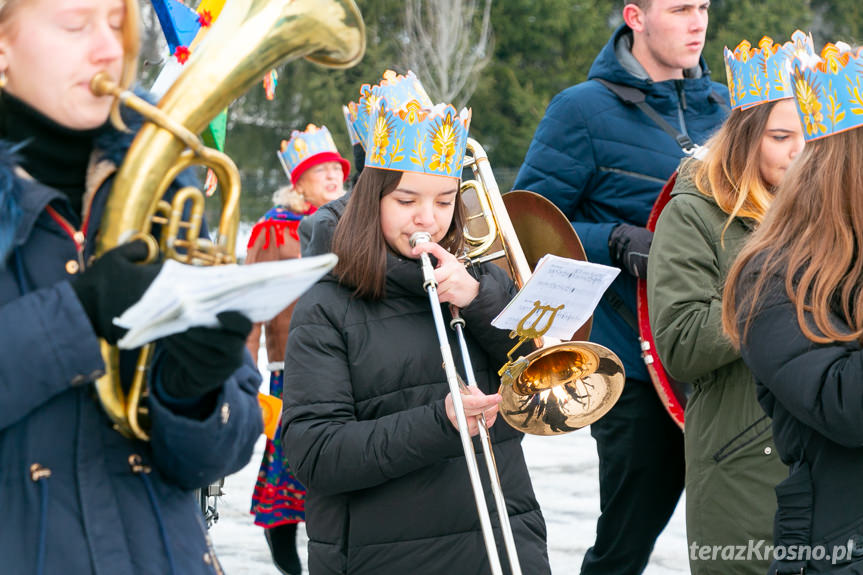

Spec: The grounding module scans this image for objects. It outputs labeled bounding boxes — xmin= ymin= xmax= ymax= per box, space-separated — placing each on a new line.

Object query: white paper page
xmin=492 ymin=255 xmax=620 ymax=339
xmin=115 ymin=253 xmax=337 ymax=349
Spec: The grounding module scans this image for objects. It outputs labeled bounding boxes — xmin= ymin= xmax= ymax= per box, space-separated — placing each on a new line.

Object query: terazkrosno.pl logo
xmin=690 ymin=540 xmax=857 ymax=564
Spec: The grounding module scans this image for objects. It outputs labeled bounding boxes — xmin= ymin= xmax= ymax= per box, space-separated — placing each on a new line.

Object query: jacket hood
xmin=587 ymin=25 xmax=713 ymax=91
xmin=669 ymin=159 xmax=706 ymax=199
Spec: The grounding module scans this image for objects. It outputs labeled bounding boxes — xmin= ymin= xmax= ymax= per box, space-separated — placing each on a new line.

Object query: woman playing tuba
xmin=0 ymin=1 xmax=262 ymax=573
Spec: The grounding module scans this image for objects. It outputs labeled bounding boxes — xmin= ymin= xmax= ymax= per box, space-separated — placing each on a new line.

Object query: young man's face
xmin=630 ymin=0 xmax=710 ymax=81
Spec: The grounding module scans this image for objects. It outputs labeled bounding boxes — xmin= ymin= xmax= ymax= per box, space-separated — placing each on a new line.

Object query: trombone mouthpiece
xmin=410 ymin=231 xmax=432 ymax=248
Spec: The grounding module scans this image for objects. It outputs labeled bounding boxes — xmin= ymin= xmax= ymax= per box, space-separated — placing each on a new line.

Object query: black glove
xmin=608 ymin=223 xmax=653 ymax=279
xmin=70 ymin=240 xmax=161 ymax=344
xmin=158 ymin=311 xmax=252 ymax=398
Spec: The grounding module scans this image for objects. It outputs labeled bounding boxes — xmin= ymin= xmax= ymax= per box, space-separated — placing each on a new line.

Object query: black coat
xmin=282 ymin=255 xmax=550 ymax=575
xmin=736 ymin=264 xmax=863 ymax=574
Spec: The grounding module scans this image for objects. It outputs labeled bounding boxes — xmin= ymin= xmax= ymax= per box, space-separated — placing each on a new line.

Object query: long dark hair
xmin=332 ymin=167 xmax=466 ymax=300
xmin=723 ymin=128 xmax=863 ymax=346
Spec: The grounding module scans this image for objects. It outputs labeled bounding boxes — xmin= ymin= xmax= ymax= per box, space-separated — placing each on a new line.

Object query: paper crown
xmin=277 ymin=124 xmax=349 ymax=185
xmin=724 ymin=30 xmax=815 ymax=110
xmin=791 ymin=43 xmax=863 ymax=141
xmin=342 ymin=105 xmax=362 ymax=146
xmin=364 ymin=98 xmax=472 ymax=179
xmin=346 ymin=70 xmax=433 ymax=151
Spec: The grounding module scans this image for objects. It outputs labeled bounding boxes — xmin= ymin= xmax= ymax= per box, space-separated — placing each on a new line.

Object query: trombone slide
xmin=411 ymin=232 xmax=522 ymax=575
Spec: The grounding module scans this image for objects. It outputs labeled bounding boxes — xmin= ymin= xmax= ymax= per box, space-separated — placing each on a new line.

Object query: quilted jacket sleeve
xmin=513 ymin=89 xmax=617 ymax=267
xmin=0 ymin=282 xmax=105 ymax=431
xmin=461 ymin=263 xmax=535 ymax=368
xmin=737 ymin=270 xmax=863 ymax=447
xmin=281 ymin=293 xmax=464 ymax=497
xmin=147 ymin=352 xmax=263 ymax=488
xmin=647 ymin=193 xmax=739 ymax=380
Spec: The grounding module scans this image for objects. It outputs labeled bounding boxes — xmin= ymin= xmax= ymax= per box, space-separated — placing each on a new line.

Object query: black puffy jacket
xmin=737 ymin=264 xmax=863 ymax=573
xmin=282 ymin=254 xmax=550 ymax=575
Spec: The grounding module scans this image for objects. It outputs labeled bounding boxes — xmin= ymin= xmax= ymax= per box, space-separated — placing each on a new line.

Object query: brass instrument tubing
xmin=411 ymin=232 xmax=506 ymax=575
xmin=449 ymin=306 xmax=523 ymax=575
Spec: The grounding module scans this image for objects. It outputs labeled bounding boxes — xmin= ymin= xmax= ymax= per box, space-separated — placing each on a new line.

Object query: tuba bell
xmin=90 ymin=0 xmax=366 ymax=440
xmin=461 ymin=139 xmax=626 ymax=435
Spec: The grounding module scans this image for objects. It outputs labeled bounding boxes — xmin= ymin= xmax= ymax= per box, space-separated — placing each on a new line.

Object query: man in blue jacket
xmin=514 ymin=1 xmax=727 ymax=573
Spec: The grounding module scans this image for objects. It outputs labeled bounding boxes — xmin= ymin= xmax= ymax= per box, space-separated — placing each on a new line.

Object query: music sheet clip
xmin=491 ymin=255 xmax=619 ymax=339
xmin=114 ymin=253 xmax=337 ymax=349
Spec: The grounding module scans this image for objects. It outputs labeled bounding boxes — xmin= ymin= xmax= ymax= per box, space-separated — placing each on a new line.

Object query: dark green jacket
xmin=647 ymin=165 xmax=787 ymax=575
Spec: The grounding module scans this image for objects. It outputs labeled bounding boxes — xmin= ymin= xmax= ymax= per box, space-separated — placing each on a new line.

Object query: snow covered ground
xmin=210 ymin=410 xmax=690 ymax=574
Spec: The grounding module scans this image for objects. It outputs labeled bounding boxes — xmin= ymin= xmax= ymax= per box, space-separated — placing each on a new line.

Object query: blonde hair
xmin=688 ymin=101 xmax=779 ymax=244
xmin=0 ymin=0 xmax=140 ymax=130
xmin=272 ymin=185 xmax=308 ymax=214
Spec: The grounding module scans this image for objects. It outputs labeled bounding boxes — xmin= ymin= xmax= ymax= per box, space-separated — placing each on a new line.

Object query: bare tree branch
xmin=403 ymin=0 xmax=494 ymax=108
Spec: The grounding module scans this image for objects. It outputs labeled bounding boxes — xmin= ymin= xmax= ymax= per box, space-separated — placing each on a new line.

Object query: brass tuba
xmin=90 ymin=0 xmax=366 ymax=440
xmin=461 ymin=139 xmax=626 ymax=435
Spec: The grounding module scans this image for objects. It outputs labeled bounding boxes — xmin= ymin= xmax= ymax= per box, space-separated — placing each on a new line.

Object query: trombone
xmin=411 ymin=231 xmax=522 ymax=575
xmin=461 ymin=139 xmax=625 ymax=435
xmin=410 ymin=140 xmax=625 ymax=574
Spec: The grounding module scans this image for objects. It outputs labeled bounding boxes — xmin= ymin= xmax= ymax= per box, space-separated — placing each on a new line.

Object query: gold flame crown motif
xmin=724 ymin=30 xmax=815 ymax=110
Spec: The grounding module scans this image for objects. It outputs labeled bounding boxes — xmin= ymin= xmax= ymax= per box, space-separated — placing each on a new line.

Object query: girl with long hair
xmin=648 ymin=34 xmax=807 ymax=575
xmin=723 ymin=44 xmax=863 ymax=574
xmin=280 ymin=98 xmax=550 ymax=574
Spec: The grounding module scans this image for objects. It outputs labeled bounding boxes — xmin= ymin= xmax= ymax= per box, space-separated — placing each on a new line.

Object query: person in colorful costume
xmin=648 ymin=32 xmax=810 ymax=575
xmin=0 ymin=1 xmax=262 ymax=573
xmin=247 ymin=124 xmax=349 ymax=575
xmin=281 ymin=92 xmax=551 ymax=574
xmin=724 ymin=42 xmax=863 ymax=575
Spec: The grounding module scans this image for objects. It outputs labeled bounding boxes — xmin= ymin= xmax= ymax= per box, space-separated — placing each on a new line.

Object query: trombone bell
xmin=500 ymin=342 xmax=625 ymax=435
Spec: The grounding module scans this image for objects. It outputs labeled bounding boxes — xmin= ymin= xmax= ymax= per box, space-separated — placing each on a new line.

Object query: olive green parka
xmin=647 ymin=164 xmax=787 ymax=575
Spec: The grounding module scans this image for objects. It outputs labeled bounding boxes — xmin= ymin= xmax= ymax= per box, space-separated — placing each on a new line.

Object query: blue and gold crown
xmin=724 ymin=30 xmax=815 ymax=110
xmin=791 ymin=43 xmax=863 ymax=141
xmin=347 ymin=70 xmax=432 ymax=152
xmin=342 ymin=105 xmax=362 ymax=146
xmin=364 ymin=98 xmax=472 ymax=179
xmin=277 ymin=124 xmax=349 ymax=184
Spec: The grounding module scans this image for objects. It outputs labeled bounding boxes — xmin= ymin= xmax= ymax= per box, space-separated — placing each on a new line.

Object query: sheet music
xmin=115 ymin=253 xmax=337 ymax=349
xmin=491 ymin=255 xmax=619 ymax=339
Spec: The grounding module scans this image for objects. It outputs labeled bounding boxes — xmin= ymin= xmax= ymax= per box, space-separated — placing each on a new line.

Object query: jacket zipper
xmin=675 ymin=80 xmax=689 ymax=138
xmin=45 ymin=205 xmax=86 ymax=272
xmin=30 ymin=463 xmax=53 ymax=575
xmin=597 ymin=166 xmax=668 ymax=184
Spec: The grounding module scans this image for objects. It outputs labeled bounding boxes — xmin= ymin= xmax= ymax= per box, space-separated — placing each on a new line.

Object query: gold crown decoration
xmin=791 ymin=42 xmax=863 ymax=141
xmin=724 ymin=30 xmax=815 ymax=110
xmin=346 ymin=70 xmax=433 ymax=151
xmin=364 ymin=98 xmax=472 ymax=179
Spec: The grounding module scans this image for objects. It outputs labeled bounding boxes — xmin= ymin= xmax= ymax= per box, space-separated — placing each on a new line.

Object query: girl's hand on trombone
xmin=445 ymin=386 xmax=502 ymax=435
xmin=412 ymin=241 xmax=479 ymax=308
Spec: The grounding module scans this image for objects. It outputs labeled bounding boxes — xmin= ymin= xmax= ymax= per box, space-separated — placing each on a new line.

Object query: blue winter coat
xmin=0 ymin=109 xmax=262 ymax=574
xmin=513 ymin=25 xmax=729 ymax=382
